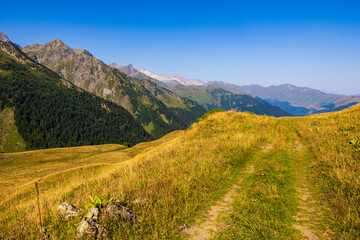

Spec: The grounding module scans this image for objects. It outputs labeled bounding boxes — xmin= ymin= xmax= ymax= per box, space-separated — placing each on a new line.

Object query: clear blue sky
xmin=2 ymin=0 xmax=360 ymax=95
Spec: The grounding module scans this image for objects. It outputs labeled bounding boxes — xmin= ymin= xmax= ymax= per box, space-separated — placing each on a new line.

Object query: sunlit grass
xmin=1 ymin=105 xmax=360 ymax=239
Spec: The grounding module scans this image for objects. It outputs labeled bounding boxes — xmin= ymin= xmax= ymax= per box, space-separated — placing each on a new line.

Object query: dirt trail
xmin=184 ymin=134 xmax=277 ymax=240
xmin=292 ymin=138 xmax=321 ymax=240
xmin=184 ymin=163 xmax=255 ymax=240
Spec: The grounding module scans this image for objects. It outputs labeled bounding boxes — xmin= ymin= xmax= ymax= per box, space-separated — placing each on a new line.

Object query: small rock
xmin=58 ymin=202 xmax=80 ymax=219
xmin=309 ymin=121 xmax=319 ymax=126
xmin=179 ymin=223 xmax=189 ymax=231
xmin=77 ymin=217 xmax=108 ymax=239
xmin=77 ymin=207 xmax=108 ymax=239
xmin=105 ymin=201 xmax=138 ymax=225
xmin=86 ymin=207 xmax=100 ymax=221
xmin=132 ymin=198 xmax=147 ymax=205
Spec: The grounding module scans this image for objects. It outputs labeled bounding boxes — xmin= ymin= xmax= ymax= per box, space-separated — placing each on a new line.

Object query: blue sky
xmin=2 ymin=0 xmax=360 ymax=94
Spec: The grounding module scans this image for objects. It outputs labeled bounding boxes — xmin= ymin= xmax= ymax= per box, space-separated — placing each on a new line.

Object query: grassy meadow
xmin=1 ymin=105 xmax=360 ymax=239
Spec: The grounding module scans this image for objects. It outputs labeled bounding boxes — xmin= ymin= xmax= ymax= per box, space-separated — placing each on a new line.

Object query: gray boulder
xmin=86 ymin=207 xmax=100 ymax=221
xmin=77 ymin=217 xmax=108 ymax=239
xmin=105 ymin=202 xmax=138 ymax=225
xmin=58 ymin=202 xmax=81 ymax=219
xmin=77 ymin=207 xmax=108 ymax=239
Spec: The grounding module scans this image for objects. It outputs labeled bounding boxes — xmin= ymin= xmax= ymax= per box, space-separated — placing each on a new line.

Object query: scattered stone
xmin=86 ymin=207 xmax=100 ymax=221
xmin=309 ymin=121 xmax=319 ymax=126
xmin=58 ymin=202 xmax=81 ymax=219
xmin=77 ymin=216 xmax=108 ymax=239
xmin=77 ymin=207 xmax=108 ymax=239
xmin=179 ymin=223 xmax=189 ymax=231
xmin=132 ymin=198 xmax=147 ymax=205
xmin=105 ymin=201 xmax=138 ymax=225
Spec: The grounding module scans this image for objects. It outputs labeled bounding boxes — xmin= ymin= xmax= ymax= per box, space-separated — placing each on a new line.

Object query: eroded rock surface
xmin=105 ymin=202 xmax=138 ymax=225
xmin=77 ymin=207 xmax=108 ymax=239
xmin=58 ymin=202 xmax=81 ymax=219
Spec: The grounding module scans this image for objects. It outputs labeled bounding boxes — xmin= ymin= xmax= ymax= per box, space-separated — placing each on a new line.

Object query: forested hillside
xmin=0 ymin=42 xmax=151 ymax=150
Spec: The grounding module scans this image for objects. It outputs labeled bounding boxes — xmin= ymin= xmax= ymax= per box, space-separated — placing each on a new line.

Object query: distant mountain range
xmin=2 ymin=31 xmax=358 ymax=153
xmin=112 ymin=63 xmax=360 ymax=116
xmin=112 ymin=63 xmax=291 ymax=116
xmin=233 ymin=84 xmax=360 ymax=116
xmin=111 ymin=63 xmax=205 ymax=87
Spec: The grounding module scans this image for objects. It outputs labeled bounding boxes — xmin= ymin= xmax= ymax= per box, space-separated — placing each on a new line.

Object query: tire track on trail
xmin=291 ymin=135 xmax=323 ymax=240
xmin=184 ymin=135 xmax=276 ymax=240
xmin=184 ymin=164 xmax=255 ymax=240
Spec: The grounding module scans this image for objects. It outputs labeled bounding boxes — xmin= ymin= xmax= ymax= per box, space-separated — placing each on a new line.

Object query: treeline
xmin=0 ymin=48 xmax=151 ymax=150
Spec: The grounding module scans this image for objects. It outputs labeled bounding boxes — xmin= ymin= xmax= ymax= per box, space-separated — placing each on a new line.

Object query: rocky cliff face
xmin=0 ymin=32 xmax=10 ymax=42
xmin=24 ymin=40 xmax=205 ymax=138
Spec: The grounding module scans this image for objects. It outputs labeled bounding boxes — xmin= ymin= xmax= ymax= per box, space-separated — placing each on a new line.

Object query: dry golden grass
xmin=1 ymin=105 xmax=360 ymax=239
xmin=293 ymin=104 xmax=360 ymax=239
xmin=0 ymin=111 xmax=274 ymax=239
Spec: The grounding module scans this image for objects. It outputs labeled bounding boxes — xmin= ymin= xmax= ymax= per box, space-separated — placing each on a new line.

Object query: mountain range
xmin=111 ymin=63 xmax=291 ymax=117
xmin=234 ymin=84 xmax=360 ymax=116
xmin=1 ymin=31 xmax=358 ymax=152
xmin=111 ymin=63 xmax=205 ymax=87
xmin=23 ymin=39 xmax=206 ymax=138
xmin=112 ymin=63 xmax=360 ymax=117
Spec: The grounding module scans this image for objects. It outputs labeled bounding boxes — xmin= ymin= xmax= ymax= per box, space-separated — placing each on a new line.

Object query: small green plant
xmin=84 ymin=195 xmax=105 ymax=210
xmin=349 ymin=139 xmax=359 ymax=146
xmin=83 ymin=195 xmax=121 ymax=210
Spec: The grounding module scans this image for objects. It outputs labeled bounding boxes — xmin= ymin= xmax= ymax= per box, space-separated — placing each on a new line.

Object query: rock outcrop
xmin=77 ymin=208 xmax=108 ymax=239
xmin=58 ymin=202 xmax=81 ymax=219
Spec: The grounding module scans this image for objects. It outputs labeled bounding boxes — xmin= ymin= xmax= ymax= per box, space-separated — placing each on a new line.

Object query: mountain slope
xmin=0 ymin=41 xmax=151 ymax=150
xmin=235 ymin=84 xmax=360 ymax=116
xmin=0 ymin=107 xmax=26 ymax=152
xmin=24 ymin=40 xmax=205 ymax=138
xmin=170 ymin=85 xmax=291 ymax=117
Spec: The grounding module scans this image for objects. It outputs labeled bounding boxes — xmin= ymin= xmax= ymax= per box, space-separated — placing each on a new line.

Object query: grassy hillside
xmin=0 ymin=108 xmax=26 ymax=152
xmin=1 ymin=104 xmax=360 ymax=239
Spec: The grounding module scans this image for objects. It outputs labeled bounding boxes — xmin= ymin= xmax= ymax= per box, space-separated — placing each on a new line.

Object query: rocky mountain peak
xmin=23 ymin=43 xmax=44 ymax=52
xmin=110 ymin=63 xmax=138 ymax=76
xmin=0 ymin=32 xmax=10 ymax=42
xmin=46 ymin=38 xmax=67 ymax=48
xmin=0 ymin=32 xmax=22 ymax=49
